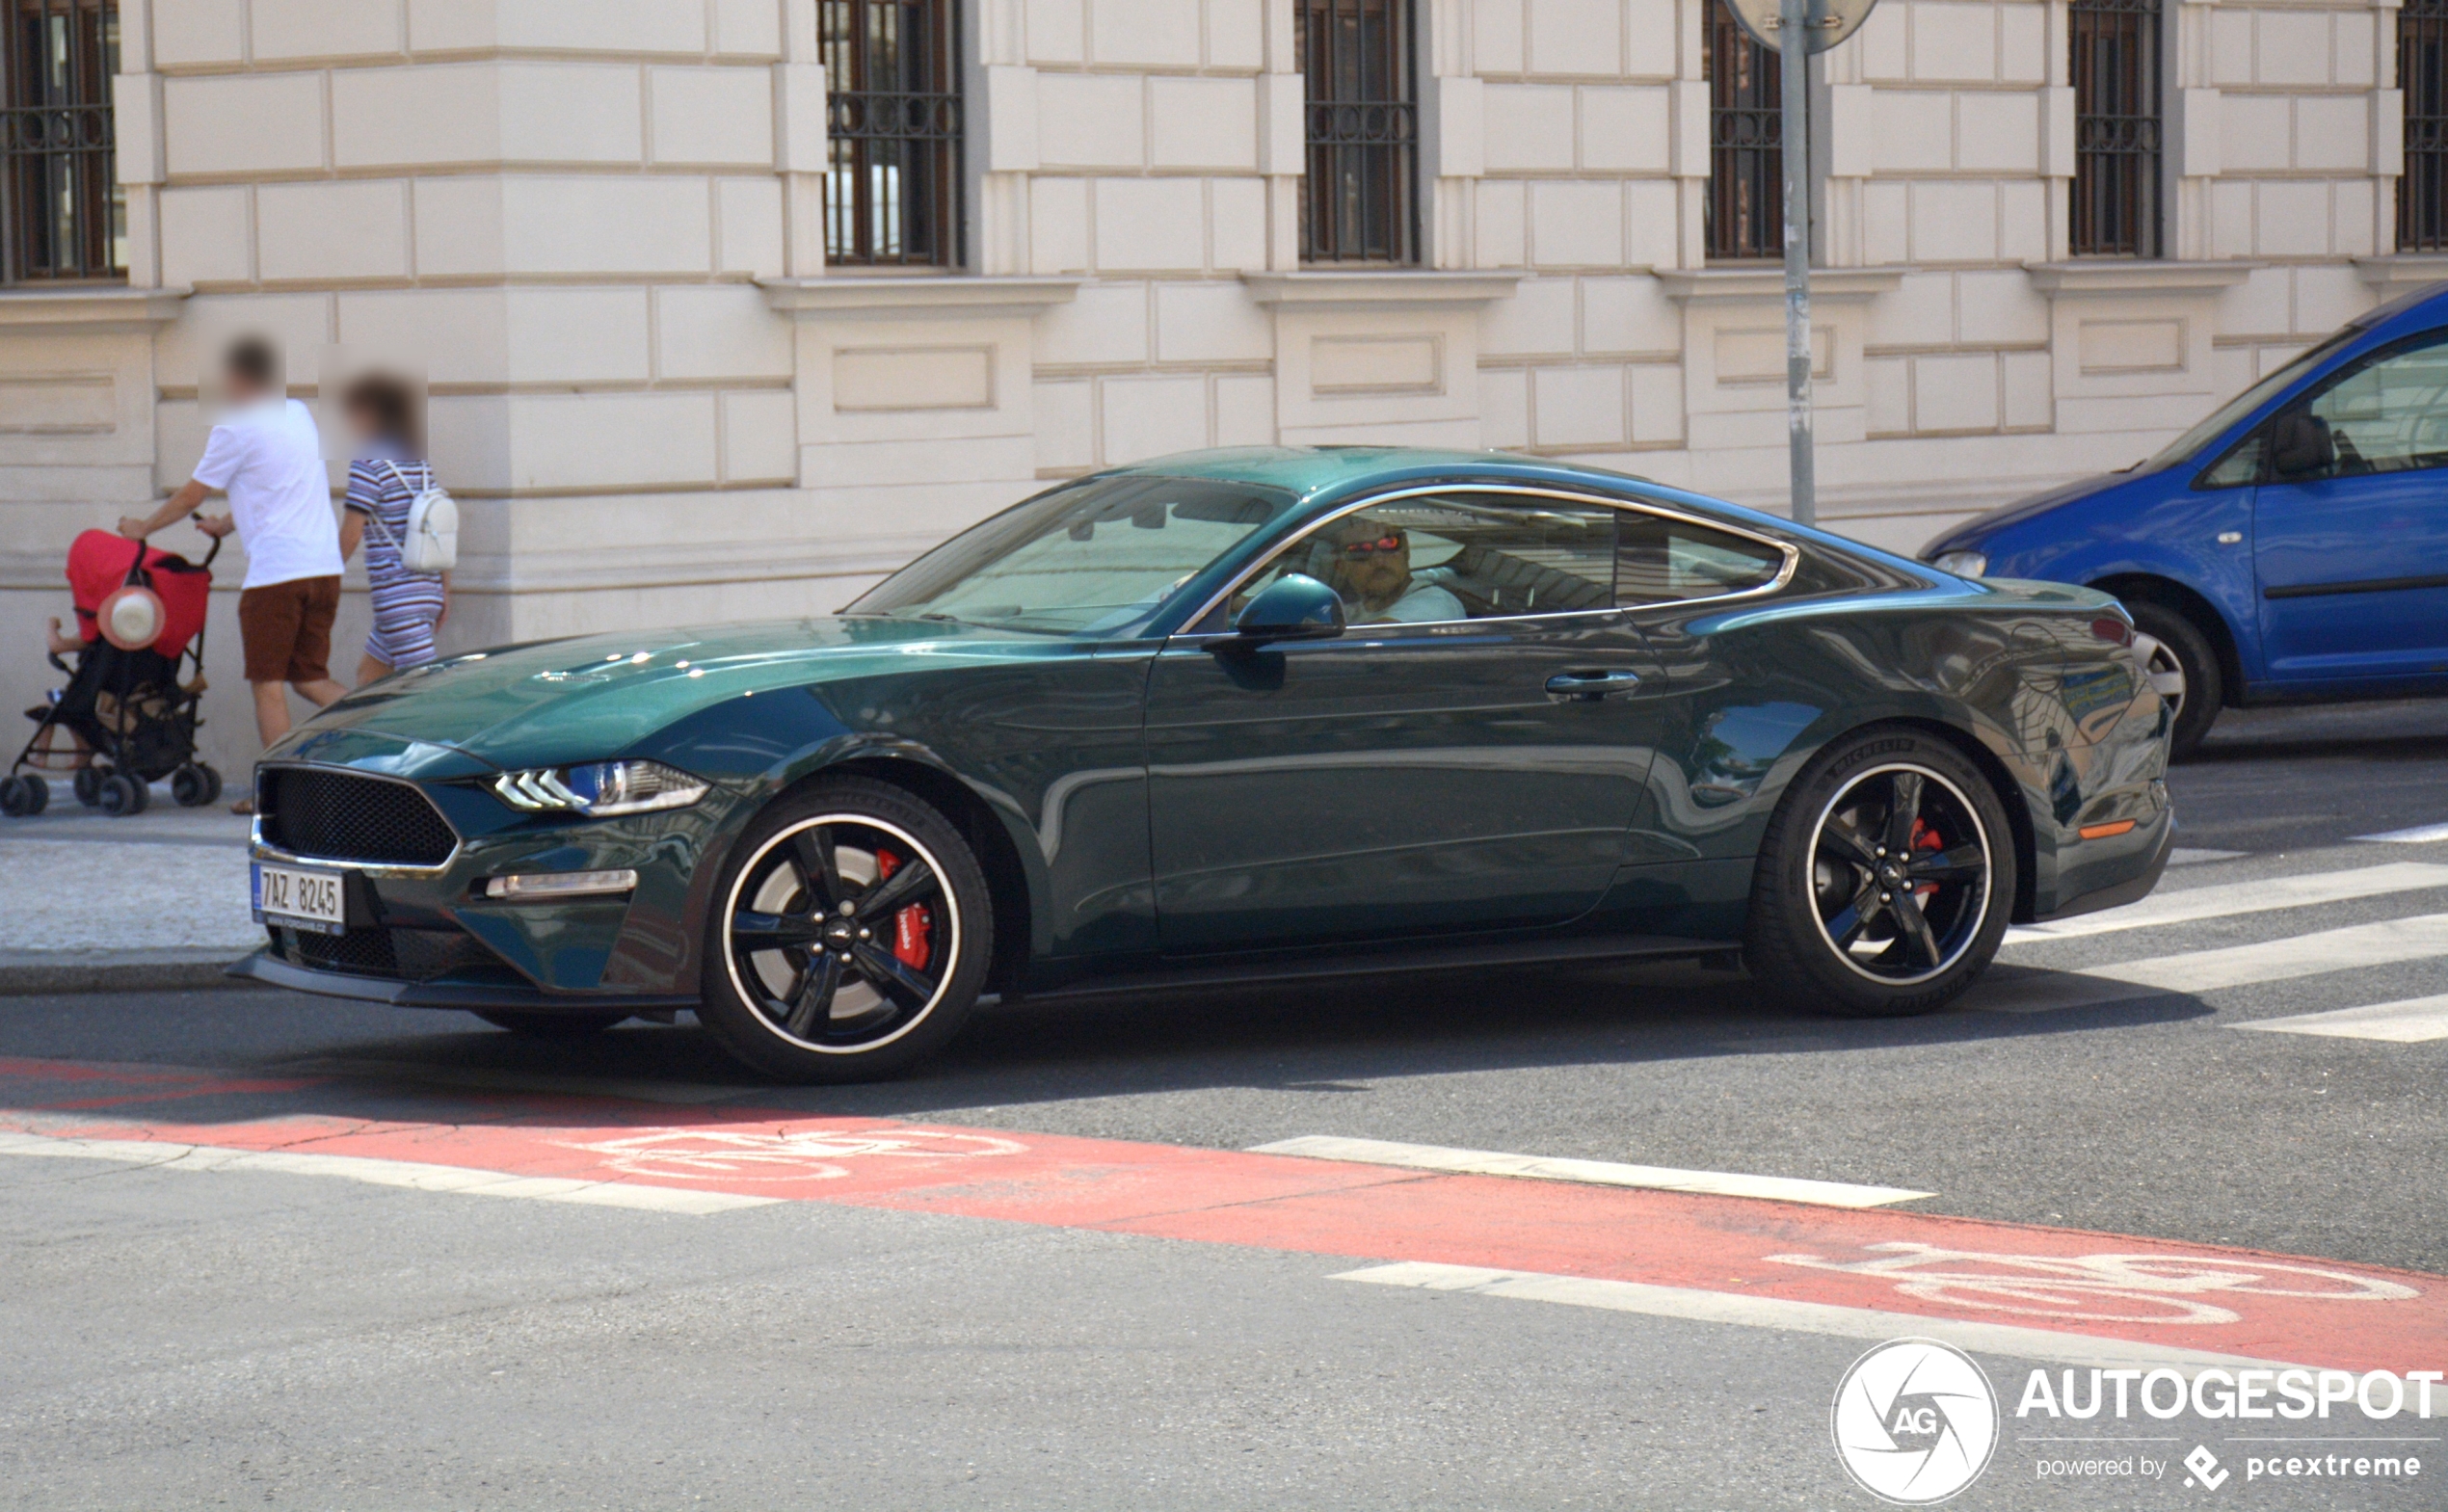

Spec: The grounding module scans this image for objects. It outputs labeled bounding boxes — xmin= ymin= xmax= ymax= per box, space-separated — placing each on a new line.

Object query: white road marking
xmin=1333 ymin=1261 xmax=2311 ymax=1373
xmin=2357 ymin=822 xmax=2448 ymax=845
xmin=0 ymin=1131 xmax=780 ymax=1214
xmin=2008 ymin=862 xmax=2448 ymax=943
xmin=2230 ymin=994 xmax=2448 ymax=1044
xmin=2168 ymin=848 xmax=2249 ymax=867
xmin=1251 ymin=1135 xmax=1932 ymax=1208
xmin=1975 ymin=912 xmax=2448 ymax=1014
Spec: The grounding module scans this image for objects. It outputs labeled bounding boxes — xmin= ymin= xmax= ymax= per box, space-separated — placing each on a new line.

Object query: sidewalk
xmin=0 ymin=798 xmax=259 ymax=994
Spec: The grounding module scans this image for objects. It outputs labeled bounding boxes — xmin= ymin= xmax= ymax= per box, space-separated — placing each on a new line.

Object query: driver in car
xmin=1320 ymin=517 xmax=1466 ymax=624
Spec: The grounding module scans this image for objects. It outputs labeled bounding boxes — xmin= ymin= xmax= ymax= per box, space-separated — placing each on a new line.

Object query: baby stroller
xmin=2 ymin=528 xmax=223 ymax=817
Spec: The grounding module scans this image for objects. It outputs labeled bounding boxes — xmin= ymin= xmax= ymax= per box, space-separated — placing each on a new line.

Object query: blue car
xmin=1922 ymin=281 xmax=2448 ymax=756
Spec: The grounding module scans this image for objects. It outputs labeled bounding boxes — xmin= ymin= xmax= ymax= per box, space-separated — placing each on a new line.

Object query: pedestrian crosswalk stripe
xmin=2008 ymin=862 xmax=2448 ymax=943
xmin=2357 ymin=821 xmax=2448 ymax=844
xmin=2229 ymin=994 xmax=2448 ymax=1044
xmin=1250 ymin=1135 xmax=1932 ymax=1208
xmin=1975 ymin=912 xmax=2448 ymax=1013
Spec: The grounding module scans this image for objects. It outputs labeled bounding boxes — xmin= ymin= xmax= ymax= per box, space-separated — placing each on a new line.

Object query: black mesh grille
xmin=284 ymin=925 xmax=399 ymax=977
xmin=261 ymin=768 xmax=456 ymax=866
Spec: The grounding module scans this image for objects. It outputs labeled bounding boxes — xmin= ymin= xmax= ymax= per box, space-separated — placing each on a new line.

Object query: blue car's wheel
xmin=699 ymin=776 xmax=993 ymax=1082
xmin=1743 ymin=728 xmax=2014 ymax=1017
xmin=2126 ymin=601 xmax=2220 ymax=759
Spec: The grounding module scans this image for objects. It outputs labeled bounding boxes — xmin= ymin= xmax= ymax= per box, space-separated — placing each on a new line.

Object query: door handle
xmin=1545 ymin=669 xmax=1643 ymax=702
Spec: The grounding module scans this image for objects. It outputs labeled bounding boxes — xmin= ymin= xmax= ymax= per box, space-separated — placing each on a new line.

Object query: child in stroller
xmin=2 ymin=528 xmax=224 ymax=817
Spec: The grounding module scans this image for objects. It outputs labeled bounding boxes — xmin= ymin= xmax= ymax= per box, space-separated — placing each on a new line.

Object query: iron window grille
xmin=1703 ymin=0 xmax=1781 ymax=261
xmin=2402 ymin=0 xmax=2448 ymax=251
xmin=1 ymin=0 xmax=119 ymax=283
xmin=821 ymin=0 xmax=961 ymax=268
xmin=2070 ymin=0 xmax=2162 ymax=257
xmin=1298 ymin=0 xmax=1418 ymax=265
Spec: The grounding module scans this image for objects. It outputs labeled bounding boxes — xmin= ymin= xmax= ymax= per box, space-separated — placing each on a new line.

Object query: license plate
xmin=253 ymin=862 xmax=348 ymax=935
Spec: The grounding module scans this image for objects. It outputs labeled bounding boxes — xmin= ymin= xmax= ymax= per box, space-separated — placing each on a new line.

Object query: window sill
xmin=758 ymin=275 xmax=1081 ymax=320
xmin=2354 ymin=254 xmax=2448 ymax=289
xmin=2024 ymin=260 xmax=2256 ymax=297
xmin=1654 ymin=267 xmax=1905 ymax=303
xmin=0 ymin=283 xmax=188 ymax=332
xmin=1241 ymin=271 xmax=1521 ymax=310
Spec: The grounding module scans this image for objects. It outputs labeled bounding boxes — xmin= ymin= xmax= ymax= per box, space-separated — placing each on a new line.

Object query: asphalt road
xmin=2 ymin=698 xmax=2445 ymax=1509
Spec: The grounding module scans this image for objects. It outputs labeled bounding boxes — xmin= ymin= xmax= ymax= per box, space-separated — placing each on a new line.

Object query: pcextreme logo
xmin=1832 ymin=1339 xmax=2001 ymax=1504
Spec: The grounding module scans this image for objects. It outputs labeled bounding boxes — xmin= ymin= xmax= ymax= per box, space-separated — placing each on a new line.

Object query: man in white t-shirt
xmin=120 ymin=336 xmax=346 ymax=811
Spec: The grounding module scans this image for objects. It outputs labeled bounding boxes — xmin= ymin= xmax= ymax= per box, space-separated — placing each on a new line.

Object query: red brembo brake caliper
xmin=1909 ymin=819 xmax=1944 ymax=903
xmin=872 ymin=850 xmax=932 ymax=970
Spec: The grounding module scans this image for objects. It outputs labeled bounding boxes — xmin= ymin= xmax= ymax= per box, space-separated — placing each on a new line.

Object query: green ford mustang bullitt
xmin=238 ymin=447 xmax=2175 ymax=1080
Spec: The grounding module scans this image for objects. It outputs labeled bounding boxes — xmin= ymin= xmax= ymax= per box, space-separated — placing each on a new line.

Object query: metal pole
xmin=1778 ymin=0 xmax=1815 ymax=528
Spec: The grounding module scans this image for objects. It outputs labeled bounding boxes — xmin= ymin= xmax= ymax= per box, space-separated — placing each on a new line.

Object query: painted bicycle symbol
xmin=564 ymin=1127 xmax=1028 ymax=1183
xmin=1765 ymin=1241 xmax=2417 ymax=1325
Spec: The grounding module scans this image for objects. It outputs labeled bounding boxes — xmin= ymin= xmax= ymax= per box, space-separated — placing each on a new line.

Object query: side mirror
xmin=1230 ymin=573 xmax=1345 ymax=644
xmin=2268 ymin=409 xmax=2334 ymax=480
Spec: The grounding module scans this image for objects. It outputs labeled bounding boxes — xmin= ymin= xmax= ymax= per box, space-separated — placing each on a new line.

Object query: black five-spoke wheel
xmin=698 ymin=778 xmax=993 ymax=1081
xmin=1744 ymin=727 xmax=2015 ymax=1017
xmin=1808 ymin=765 xmax=1991 ymax=984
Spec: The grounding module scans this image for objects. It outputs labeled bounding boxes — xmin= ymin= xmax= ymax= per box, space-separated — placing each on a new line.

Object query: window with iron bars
xmin=2402 ymin=0 xmax=2448 ymax=250
xmin=2 ymin=0 xmax=120 ymax=283
xmin=822 ymin=0 xmax=961 ymax=268
xmin=1298 ymin=0 xmax=1418 ymax=265
xmin=1703 ymin=0 xmax=1781 ymax=261
xmin=2070 ymin=0 xmax=2161 ymax=257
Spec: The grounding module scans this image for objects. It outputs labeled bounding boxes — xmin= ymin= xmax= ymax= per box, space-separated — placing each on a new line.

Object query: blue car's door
xmin=1143 ymin=491 xmax=1665 ymax=954
xmin=2253 ymin=329 xmax=2448 ymax=687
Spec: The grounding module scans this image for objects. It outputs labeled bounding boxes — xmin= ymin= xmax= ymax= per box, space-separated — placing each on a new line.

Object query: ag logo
xmin=1831 ymin=1339 xmax=1999 ymax=1503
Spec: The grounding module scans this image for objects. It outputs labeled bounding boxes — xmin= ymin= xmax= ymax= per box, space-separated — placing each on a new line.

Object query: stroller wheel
xmin=0 ymin=775 xmax=45 ymax=817
xmin=73 ymin=766 xmax=104 ymax=808
xmin=199 ymin=764 xmax=224 ymax=807
xmin=172 ymin=764 xmax=213 ymax=809
xmin=98 ymin=773 xmax=146 ymax=816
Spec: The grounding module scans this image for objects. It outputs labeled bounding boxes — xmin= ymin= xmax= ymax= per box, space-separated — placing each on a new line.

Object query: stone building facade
xmin=1 ymin=0 xmax=2441 ymax=773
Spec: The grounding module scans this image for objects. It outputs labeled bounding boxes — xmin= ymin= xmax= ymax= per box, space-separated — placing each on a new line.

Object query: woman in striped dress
xmin=335 ymin=373 xmax=447 ymax=685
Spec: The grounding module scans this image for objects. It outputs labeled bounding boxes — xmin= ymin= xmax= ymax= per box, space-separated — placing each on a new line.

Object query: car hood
xmin=283 ymin=615 xmax=1077 ymax=770
xmin=1922 ymin=470 xmax=2136 ymax=556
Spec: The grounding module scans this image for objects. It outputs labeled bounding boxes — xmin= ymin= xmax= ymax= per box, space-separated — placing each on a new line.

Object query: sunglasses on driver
xmin=1334 ymin=530 xmax=1408 ymax=557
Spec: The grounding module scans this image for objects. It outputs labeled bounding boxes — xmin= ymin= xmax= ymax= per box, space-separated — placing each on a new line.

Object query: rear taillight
xmin=2090 ymin=617 xmax=2133 ymax=646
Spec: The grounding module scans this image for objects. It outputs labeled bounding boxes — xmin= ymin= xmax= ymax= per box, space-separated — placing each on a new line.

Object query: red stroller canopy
xmin=66 ymin=529 xmax=210 ymax=659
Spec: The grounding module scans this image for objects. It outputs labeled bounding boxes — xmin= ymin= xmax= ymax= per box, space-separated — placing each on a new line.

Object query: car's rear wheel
xmin=696 ymin=776 xmax=992 ymax=1082
xmin=1743 ymin=727 xmax=2014 ymax=1018
xmin=474 ymin=1010 xmax=630 ymax=1036
xmin=2125 ymin=600 xmax=2221 ymax=759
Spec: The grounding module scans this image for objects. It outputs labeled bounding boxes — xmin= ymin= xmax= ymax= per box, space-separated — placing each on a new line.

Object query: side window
xmin=1616 ymin=514 xmax=1787 ymax=604
xmin=2289 ymin=332 xmax=2448 ymax=479
xmin=1227 ymin=495 xmax=1618 ymax=626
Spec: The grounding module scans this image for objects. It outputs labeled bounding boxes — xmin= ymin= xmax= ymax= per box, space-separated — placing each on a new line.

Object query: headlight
xmin=1930 ymin=549 xmax=1988 ymax=578
xmin=490 ymin=759 xmax=708 ymax=816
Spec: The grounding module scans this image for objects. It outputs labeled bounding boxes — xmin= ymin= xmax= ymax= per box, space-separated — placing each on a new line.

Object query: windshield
xmin=2136 ymin=328 xmax=2357 ymax=475
xmin=847 ymin=474 xmax=1300 ymax=636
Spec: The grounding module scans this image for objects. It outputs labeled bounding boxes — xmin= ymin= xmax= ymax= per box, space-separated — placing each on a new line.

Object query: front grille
xmin=283 ymin=924 xmax=399 ymax=977
xmin=261 ymin=767 xmax=457 ymax=866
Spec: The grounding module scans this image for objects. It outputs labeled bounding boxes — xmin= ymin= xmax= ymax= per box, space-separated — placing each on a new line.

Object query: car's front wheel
xmin=1743 ymin=728 xmax=2014 ymax=1018
xmin=697 ymin=776 xmax=992 ymax=1082
xmin=2125 ymin=600 xmax=2221 ymax=759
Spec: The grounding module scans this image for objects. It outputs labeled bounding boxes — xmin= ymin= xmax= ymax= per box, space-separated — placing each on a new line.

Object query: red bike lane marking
xmin=3 ymin=1055 xmax=2442 ymax=1375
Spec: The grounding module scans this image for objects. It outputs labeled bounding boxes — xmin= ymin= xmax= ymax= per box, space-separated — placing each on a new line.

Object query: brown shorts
xmin=238 ymin=575 xmax=340 ymax=685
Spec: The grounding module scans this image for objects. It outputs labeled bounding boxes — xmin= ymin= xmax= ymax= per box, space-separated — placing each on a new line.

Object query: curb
xmin=0 ymin=953 xmax=251 ymax=996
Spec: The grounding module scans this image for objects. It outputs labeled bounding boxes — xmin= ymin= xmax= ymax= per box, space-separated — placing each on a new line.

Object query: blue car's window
xmin=2280 ymin=331 xmax=2448 ymax=478
xmin=848 ymin=475 xmax=1299 ymax=636
xmin=2147 ymin=328 xmax=2355 ymax=478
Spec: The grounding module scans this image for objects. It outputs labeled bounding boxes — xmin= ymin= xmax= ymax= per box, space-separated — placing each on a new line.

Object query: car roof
xmin=2354 ymin=279 xmax=2448 ymax=336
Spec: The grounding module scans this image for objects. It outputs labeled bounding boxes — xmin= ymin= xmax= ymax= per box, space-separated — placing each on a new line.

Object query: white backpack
xmin=369 ymin=461 xmax=458 ymax=573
